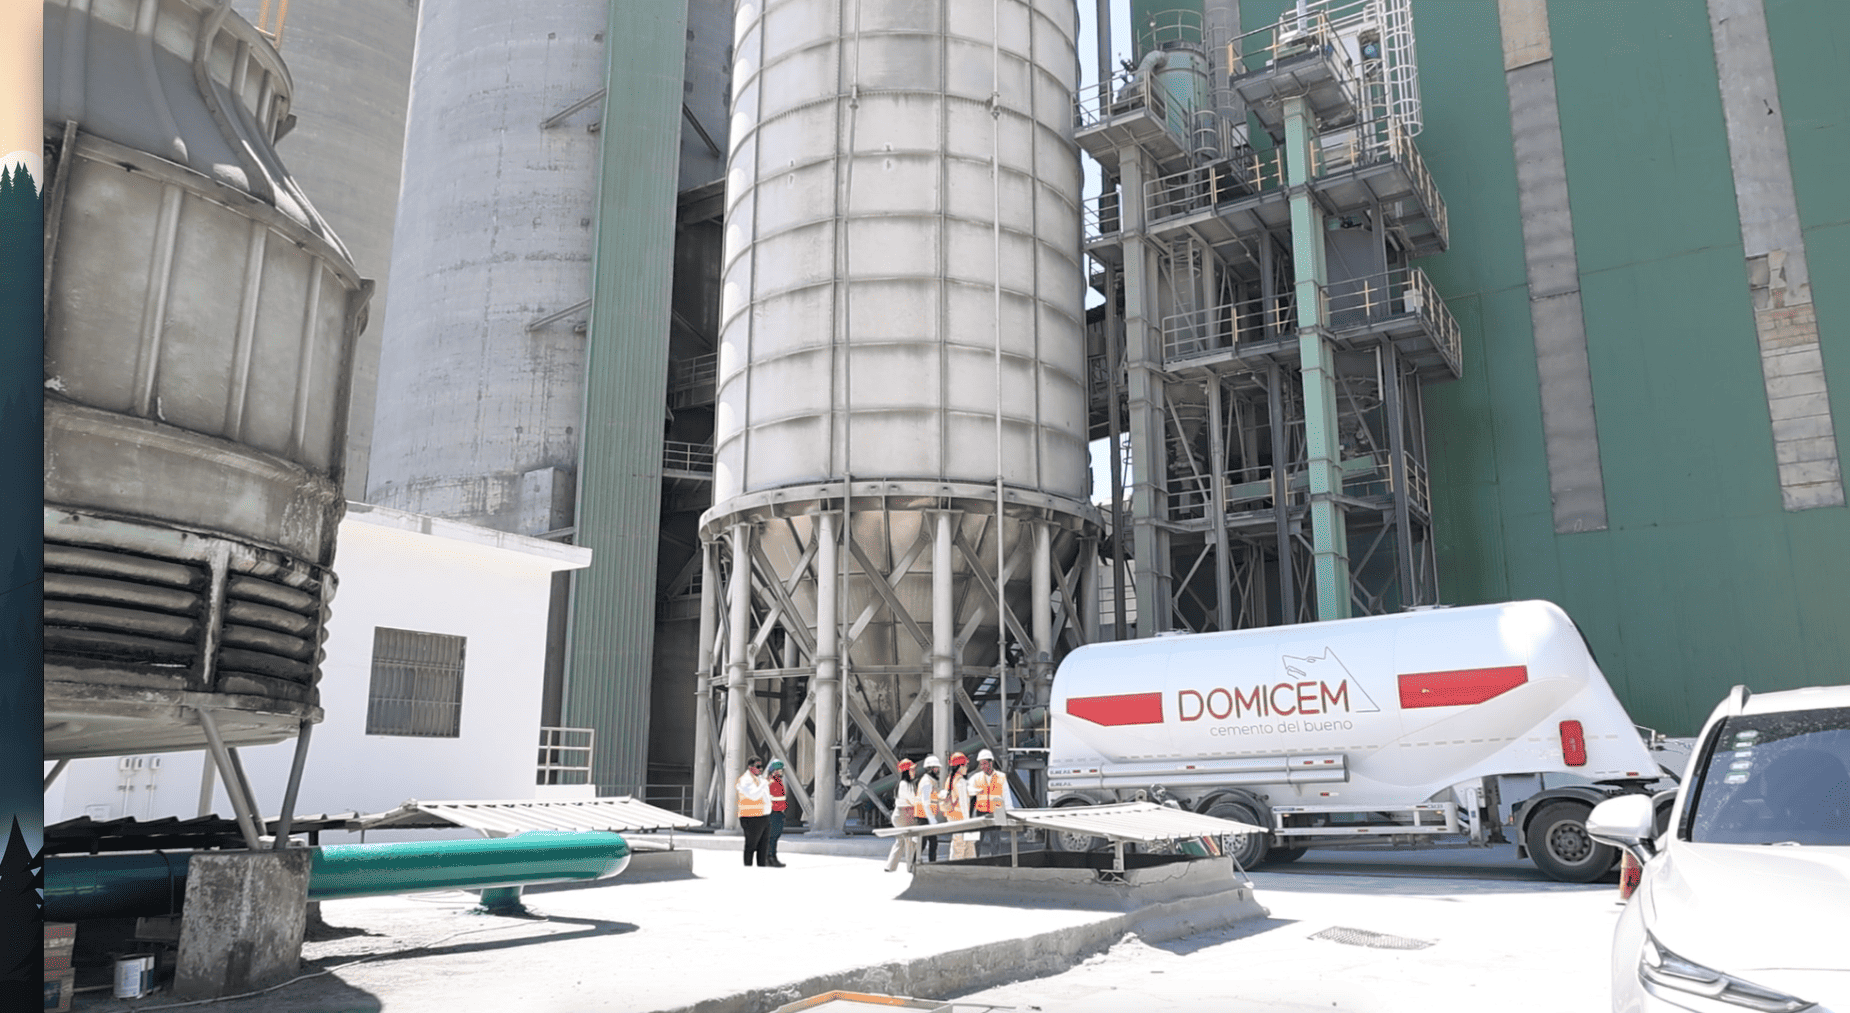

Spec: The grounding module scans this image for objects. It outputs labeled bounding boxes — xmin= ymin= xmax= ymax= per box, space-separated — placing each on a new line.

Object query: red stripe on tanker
xmin=1065 ymin=691 xmax=1164 ymax=726
xmin=1396 ymin=665 xmax=1529 ymax=709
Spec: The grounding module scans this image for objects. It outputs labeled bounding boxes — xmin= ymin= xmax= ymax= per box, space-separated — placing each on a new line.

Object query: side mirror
xmin=1587 ymin=794 xmax=1657 ymax=864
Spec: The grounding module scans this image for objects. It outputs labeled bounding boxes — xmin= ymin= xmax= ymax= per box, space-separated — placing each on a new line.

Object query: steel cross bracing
xmin=1078 ymin=0 xmax=1451 ymax=634
xmin=691 ymin=501 xmax=1096 ymax=832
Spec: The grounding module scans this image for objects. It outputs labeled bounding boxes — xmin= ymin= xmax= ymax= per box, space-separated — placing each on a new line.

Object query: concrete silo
xmin=231 ymin=0 xmax=417 ymax=501
xmin=699 ymin=0 xmax=1103 ymax=829
xmin=365 ymin=2 xmax=609 ymax=535
xmin=42 ymin=0 xmax=367 ymax=839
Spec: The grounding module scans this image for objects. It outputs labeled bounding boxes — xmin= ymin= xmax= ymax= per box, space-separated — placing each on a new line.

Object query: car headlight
xmin=1640 ymin=931 xmax=1814 ymax=1012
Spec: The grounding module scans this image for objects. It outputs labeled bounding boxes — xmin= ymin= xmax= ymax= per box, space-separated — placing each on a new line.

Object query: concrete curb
xmin=648 ymin=886 xmax=1268 ymax=1013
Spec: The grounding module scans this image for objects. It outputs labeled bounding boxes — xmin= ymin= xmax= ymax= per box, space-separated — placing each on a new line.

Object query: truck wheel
xmin=1047 ymin=801 xmax=1104 ymax=853
xmin=1206 ymin=800 xmax=1270 ymax=869
xmin=1524 ymin=800 xmax=1615 ymax=883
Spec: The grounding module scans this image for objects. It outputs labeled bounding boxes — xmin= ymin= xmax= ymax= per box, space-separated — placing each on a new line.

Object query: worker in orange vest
xmin=970 ymin=748 xmax=1008 ymax=858
xmin=916 ymin=755 xmax=943 ymax=863
xmin=735 ymin=757 xmax=772 ymax=867
xmin=943 ymin=752 xmax=977 ymax=861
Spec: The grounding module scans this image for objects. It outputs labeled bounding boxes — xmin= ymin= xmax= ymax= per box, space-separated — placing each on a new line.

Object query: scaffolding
xmin=1080 ymin=0 xmax=1457 ymax=632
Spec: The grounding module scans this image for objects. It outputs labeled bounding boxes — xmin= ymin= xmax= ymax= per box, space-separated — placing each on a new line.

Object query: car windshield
xmin=1687 ymin=705 xmax=1850 ymax=845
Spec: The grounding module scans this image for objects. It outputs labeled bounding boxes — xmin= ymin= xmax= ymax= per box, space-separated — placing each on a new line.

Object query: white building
xmin=45 ymin=504 xmax=594 ymax=839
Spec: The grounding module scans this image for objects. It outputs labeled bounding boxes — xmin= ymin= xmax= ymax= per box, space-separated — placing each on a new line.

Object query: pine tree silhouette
xmin=0 ymin=817 xmax=43 ymax=1004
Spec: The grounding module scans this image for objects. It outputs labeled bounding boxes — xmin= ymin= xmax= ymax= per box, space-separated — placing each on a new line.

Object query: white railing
xmin=669 ymin=352 xmax=716 ymax=392
xmin=1161 ymin=291 xmax=1299 ymax=361
xmin=537 ymin=726 xmax=594 ymax=786
xmin=1081 ymin=190 xmax=1121 ymax=243
xmin=663 ymin=440 xmax=714 ymax=474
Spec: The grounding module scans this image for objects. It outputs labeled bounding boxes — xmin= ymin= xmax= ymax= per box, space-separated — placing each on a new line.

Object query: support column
xmin=1382 ymin=343 xmax=1417 ymax=607
xmin=813 ymin=511 xmax=841 ymax=833
xmin=692 ymin=539 xmax=718 ymax=822
xmin=722 ymin=523 xmax=753 ymax=830
xmin=1032 ymin=521 xmax=1054 ymax=697
xmin=1269 ymin=364 xmax=1296 ymax=624
xmin=1122 ymin=152 xmax=1170 ymax=634
xmin=931 ymin=511 xmax=955 ymax=763
xmin=1205 ymin=376 xmax=1233 ymax=631
xmin=1285 ymin=94 xmax=1351 ymax=621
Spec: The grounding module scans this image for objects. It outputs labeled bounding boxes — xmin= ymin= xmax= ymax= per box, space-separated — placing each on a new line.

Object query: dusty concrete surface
xmin=72 ymin=838 xmax=1620 ymax=1013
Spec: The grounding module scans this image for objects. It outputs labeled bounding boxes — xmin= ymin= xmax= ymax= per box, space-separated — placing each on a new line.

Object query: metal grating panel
xmin=361 ymin=797 xmax=702 ymax=835
xmin=1310 ymin=926 xmax=1433 ymax=950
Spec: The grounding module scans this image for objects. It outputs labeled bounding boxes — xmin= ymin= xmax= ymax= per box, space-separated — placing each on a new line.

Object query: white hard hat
xmin=923 ymin=754 xmax=941 ymax=769
xmin=977 ymin=748 xmax=996 ymax=762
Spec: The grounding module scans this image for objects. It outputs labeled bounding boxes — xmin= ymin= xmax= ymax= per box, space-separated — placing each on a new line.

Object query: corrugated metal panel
xmin=361 ymin=798 xmax=701 ymax=835
xmin=568 ymin=0 xmax=691 ymax=792
xmin=874 ymin=802 xmax=1265 ymax=842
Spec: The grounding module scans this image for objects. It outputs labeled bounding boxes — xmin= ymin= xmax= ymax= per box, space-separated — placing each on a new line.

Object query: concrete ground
xmin=73 ymin=834 xmax=1624 ymax=1013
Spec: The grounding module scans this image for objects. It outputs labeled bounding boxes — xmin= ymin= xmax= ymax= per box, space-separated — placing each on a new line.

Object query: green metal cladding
xmin=1231 ymin=0 xmax=1849 ymax=733
xmin=570 ymin=0 xmax=690 ymax=791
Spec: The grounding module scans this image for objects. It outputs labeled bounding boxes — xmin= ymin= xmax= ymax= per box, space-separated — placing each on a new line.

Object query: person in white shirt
xmin=917 ymin=755 xmax=943 ymax=863
xmin=735 ymin=758 xmax=772 ymax=867
xmin=884 ymin=759 xmax=920 ymax=872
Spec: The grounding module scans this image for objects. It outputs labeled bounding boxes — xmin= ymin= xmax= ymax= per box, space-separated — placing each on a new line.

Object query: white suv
xmin=1588 ymin=684 xmax=1850 ymax=1013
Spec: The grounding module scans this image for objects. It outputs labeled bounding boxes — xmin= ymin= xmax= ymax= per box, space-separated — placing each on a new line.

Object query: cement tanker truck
xmin=1047 ymin=600 xmax=1677 ymax=882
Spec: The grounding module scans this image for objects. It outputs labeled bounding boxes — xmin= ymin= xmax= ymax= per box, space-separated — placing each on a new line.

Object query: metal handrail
xmin=1076 ymin=71 xmax=1168 ymax=131
xmin=663 ymin=440 xmax=714 ymax=474
xmin=537 ymin=726 xmax=594 ymax=786
xmin=1321 ymin=266 xmax=1461 ymax=372
xmin=1081 ymin=190 xmax=1121 ymax=242
xmin=669 ymin=352 xmax=717 ymax=392
xmin=1161 ymin=291 xmax=1299 ymax=361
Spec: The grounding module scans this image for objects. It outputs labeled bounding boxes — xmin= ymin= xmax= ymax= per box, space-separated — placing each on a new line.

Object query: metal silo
xmin=697 ymin=0 xmax=1102 ymax=829
xmin=43 ymin=0 xmax=366 ymax=843
xmin=364 ymin=1 xmax=608 ymax=535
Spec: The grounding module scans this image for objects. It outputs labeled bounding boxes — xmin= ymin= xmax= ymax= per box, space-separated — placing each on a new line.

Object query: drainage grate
xmin=1309 ymin=926 xmax=1435 ymax=950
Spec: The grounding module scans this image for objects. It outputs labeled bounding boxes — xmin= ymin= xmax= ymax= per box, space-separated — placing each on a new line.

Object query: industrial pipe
xmin=43 ymin=831 xmax=631 ymax=922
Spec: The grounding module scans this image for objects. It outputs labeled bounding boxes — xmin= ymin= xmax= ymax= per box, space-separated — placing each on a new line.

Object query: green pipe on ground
xmin=43 ymin=831 xmax=631 ymax=921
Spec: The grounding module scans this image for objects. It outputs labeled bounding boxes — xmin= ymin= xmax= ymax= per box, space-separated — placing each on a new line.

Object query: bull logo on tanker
xmin=1178 ymin=648 xmax=1382 ymax=722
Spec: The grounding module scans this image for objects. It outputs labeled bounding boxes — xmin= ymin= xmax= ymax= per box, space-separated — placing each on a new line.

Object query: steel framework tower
xmin=1082 ymin=0 xmax=1457 ymax=634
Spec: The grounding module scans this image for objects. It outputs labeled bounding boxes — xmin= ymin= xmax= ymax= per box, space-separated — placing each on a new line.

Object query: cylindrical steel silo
xmin=42 ymin=0 xmax=367 ymax=764
xmin=364 ymin=2 xmax=608 ymax=535
xmin=697 ymin=0 xmax=1101 ymax=830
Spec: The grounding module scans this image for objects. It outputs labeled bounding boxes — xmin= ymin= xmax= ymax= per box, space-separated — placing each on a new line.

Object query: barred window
xmin=366 ymin=627 xmax=466 ymax=737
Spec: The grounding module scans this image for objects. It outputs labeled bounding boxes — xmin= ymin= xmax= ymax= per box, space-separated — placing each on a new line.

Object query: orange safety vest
xmin=941 ymin=774 xmax=967 ymax=821
xmin=915 ymin=774 xmax=938 ymax=819
xmin=972 ymin=770 xmax=1006 ymax=813
xmin=737 ymin=774 xmax=770 ymax=818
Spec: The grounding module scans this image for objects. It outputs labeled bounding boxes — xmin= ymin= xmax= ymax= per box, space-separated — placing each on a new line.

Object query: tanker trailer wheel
xmin=1524 ymin=800 xmax=1615 ymax=883
xmin=1206 ymin=799 xmax=1270 ymax=870
xmin=1047 ymin=800 xmax=1105 ymax=854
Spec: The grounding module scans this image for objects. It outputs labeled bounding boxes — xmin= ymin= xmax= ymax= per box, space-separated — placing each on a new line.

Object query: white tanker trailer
xmin=1047 ymin=600 xmax=1679 ymax=881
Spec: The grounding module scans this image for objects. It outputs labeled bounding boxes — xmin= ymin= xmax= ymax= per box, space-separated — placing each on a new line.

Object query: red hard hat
xmin=897 ymin=759 xmax=915 ymax=772
xmin=949 ymin=752 xmax=967 ymax=766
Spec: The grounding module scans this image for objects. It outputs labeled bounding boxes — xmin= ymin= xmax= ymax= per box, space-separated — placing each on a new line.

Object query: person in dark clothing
xmin=765 ymin=759 xmax=789 ymax=867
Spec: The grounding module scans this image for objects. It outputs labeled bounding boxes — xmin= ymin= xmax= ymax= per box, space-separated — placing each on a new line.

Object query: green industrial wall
xmin=1230 ymin=0 xmax=1849 ymax=734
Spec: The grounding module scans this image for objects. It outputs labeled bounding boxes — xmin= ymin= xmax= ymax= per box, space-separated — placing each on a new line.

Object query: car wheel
xmin=1206 ymin=799 xmax=1270 ymax=869
xmin=1525 ymin=800 xmax=1616 ymax=883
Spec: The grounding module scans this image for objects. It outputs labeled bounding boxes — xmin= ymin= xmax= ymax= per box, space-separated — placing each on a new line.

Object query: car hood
xmin=1645 ymin=843 xmax=1850 ymax=980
